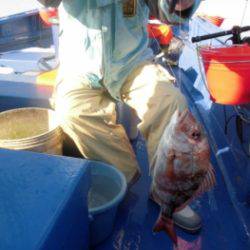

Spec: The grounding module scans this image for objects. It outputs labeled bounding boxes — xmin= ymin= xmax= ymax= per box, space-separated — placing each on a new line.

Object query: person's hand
xmin=162 ymin=37 xmax=185 ymax=65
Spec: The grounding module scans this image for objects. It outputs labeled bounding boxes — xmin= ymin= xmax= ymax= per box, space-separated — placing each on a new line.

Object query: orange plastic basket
xmin=199 ymin=45 xmax=250 ymax=105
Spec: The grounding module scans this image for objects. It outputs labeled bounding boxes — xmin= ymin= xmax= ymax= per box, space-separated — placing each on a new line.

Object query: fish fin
xmin=153 ymin=214 xmax=177 ymax=245
xmin=175 ymin=164 xmax=216 ymax=212
xmin=166 ymin=149 xmax=176 ymax=179
xmin=194 ymin=163 xmax=216 ymax=198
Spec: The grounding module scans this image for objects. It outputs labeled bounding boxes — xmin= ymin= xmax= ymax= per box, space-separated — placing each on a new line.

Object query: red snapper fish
xmin=150 ymin=109 xmax=216 ymax=245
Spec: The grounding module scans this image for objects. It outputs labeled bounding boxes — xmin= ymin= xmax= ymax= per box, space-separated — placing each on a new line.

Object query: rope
xmin=195 ymin=44 xmax=211 ymax=93
xmin=241 ymin=0 xmax=249 ymax=26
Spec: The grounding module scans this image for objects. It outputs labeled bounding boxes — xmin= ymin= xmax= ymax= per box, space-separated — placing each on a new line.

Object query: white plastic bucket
xmin=0 ymin=107 xmax=62 ymax=155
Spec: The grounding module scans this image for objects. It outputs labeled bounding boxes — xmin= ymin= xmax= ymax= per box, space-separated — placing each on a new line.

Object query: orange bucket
xmin=200 ymin=45 xmax=250 ymax=105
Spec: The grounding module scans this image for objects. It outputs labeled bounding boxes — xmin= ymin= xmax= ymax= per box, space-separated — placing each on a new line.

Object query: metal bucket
xmin=0 ymin=107 xmax=62 ymax=155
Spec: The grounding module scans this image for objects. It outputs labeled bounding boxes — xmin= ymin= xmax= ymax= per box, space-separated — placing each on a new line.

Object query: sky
xmin=197 ymin=0 xmax=250 ymax=28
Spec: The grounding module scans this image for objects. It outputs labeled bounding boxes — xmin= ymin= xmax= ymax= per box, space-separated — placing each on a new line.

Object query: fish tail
xmin=153 ymin=214 xmax=177 ymax=245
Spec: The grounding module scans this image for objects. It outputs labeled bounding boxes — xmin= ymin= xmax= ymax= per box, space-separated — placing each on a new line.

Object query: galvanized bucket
xmin=0 ymin=107 xmax=62 ymax=155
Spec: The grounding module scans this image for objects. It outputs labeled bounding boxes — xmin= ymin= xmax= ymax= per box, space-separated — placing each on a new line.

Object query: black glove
xmin=162 ymin=37 xmax=185 ymax=65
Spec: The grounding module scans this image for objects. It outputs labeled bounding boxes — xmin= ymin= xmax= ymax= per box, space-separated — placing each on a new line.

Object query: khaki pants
xmin=54 ymin=62 xmax=187 ymax=185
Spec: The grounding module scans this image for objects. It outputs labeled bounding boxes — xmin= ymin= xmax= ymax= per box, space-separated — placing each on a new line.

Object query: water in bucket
xmin=88 ymin=175 xmax=120 ymax=209
xmin=88 ymin=163 xmax=127 ymax=246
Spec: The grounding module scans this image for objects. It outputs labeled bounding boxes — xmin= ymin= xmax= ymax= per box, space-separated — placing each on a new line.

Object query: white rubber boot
xmin=173 ymin=206 xmax=202 ymax=233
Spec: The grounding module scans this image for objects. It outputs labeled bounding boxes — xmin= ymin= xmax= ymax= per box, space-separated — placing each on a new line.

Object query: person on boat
xmin=147 ymin=15 xmax=185 ymax=65
xmin=38 ymin=0 xmax=202 ymax=233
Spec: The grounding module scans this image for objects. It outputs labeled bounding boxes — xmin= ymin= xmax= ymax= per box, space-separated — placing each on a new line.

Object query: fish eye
xmin=191 ymin=131 xmax=201 ymax=139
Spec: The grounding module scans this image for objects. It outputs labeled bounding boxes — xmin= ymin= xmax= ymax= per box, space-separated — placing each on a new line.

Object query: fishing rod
xmin=191 ymin=25 xmax=250 ymax=44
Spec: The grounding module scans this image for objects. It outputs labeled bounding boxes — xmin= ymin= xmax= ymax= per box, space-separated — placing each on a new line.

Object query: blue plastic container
xmin=88 ymin=162 xmax=127 ymax=246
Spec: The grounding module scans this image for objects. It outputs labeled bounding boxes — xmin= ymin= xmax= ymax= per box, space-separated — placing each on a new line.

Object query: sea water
xmin=88 ymin=175 xmax=120 ymax=209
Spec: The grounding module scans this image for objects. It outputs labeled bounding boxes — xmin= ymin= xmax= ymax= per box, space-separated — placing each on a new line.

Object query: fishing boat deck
xmin=0 ymin=9 xmax=250 ymax=250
